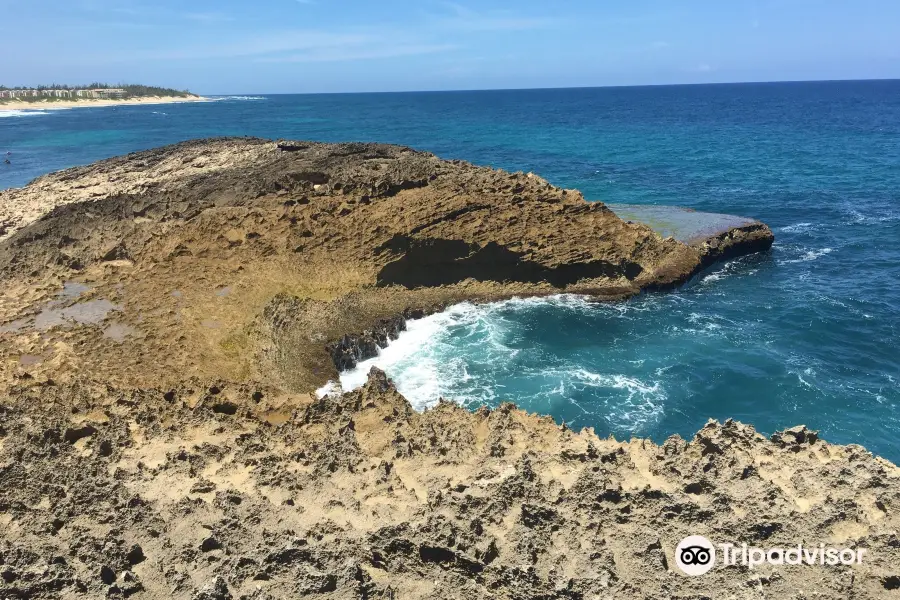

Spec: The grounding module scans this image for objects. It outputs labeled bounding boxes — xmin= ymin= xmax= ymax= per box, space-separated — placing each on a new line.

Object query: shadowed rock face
xmin=375 ymin=236 xmax=644 ymax=288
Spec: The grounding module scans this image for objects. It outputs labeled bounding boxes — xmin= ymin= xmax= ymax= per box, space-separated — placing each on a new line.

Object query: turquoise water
xmin=2 ymin=82 xmax=899 ymax=460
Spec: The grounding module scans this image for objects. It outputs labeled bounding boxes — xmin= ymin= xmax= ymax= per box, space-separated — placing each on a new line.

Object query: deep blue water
xmin=2 ymin=82 xmax=899 ymax=461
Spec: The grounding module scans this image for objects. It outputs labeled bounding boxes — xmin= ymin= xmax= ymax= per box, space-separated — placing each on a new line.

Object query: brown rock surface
xmin=5 ymin=139 xmax=894 ymax=599
xmin=0 ymin=371 xmax=897 ymax=599
xmin=0 ymin=138 xmax=768 ymax=391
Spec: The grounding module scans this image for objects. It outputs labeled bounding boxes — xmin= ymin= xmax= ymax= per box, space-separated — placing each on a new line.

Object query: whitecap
xmin=210 ymin=96 xmax=268 ymax=101
xmin=0 ymin=109 xmax=49 ymax=118
xmin=315 ymin=380 xmax=342 ymax=398
xmin=700 ymin=270 xmax=728 ymax=285
xmin=842 ymin=205 xmax=900 ymax=226
xmin=337 ymin=295 xmax=671 ymax=431
xmin=778 ymin=222 xmax=816 ymax=233
xmin=781 ymin=247 xmax=833 ymax=264
xmin=339 ymin=303 xmax=482 ymax=409
xmin=567 ymin=369 xmax=666 ymax=430
xmin=338 ymin=296 xmax=599 ymax=409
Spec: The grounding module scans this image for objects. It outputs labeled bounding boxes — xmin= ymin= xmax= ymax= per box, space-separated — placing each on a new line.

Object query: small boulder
xmin=193 ymin=576 xmax=232 ymax=600
xmin=771 ymin=425 xmax=818 ymax=449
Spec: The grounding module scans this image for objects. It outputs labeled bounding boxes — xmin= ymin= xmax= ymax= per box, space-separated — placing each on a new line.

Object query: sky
xmin=1 ymin=0 xmax=898 ymax=94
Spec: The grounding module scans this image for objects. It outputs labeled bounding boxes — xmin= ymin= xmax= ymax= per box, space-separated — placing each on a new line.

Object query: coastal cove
xmin=3 ymin=82 xmax=897 ymax=461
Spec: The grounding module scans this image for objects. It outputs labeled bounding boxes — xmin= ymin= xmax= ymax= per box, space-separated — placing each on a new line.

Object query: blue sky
xmin=2 ymin=0 xmax=898 ymax=93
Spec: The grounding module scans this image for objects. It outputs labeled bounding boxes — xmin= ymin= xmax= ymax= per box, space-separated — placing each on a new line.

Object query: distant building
xmin=93 ymin=88 xmax=126 ymax=99
xmin=1 ymin=88 xmax=128 ymax=100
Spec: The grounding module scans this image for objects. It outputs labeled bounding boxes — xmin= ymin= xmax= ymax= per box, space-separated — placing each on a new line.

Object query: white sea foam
xmin=210 ymin=96 xmax=268 ymax=101
xmin=778 ymin=222 xmax=816 ymax=233
xmin=0 ymin=109 xmax=50 ymax=118
xmin=782 ymin=247 xmax=833 ymax=263
xmin=339 ymin=302 xmax=481 ymax=409
xmin=566 ymin=369 xmax=666 ymax=431
xmin=843 ymin=208 xmax=900 ymax=226
xmin=315 ymin=380 xmax=342 ymax=398
xmin=338 ymin=296 xmax=596 ymax=410
xmin=337 ymin=294 xmax=669 ymax=434
xmin=700 ymin=270 xmax=729 ymax=285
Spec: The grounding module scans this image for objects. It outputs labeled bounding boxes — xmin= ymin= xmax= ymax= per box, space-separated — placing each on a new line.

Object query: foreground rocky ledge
xmin=0 ymin=371 xmax=898 ymax=599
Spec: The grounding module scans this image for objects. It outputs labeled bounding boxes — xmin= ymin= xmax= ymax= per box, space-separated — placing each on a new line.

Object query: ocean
xmin=2 ymin=81 xmax=898 ymax=461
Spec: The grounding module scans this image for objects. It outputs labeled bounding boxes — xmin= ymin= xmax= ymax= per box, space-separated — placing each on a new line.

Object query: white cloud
xmin=88 ymin=28 xmax=457 ymax=64
xmin=51 ymin=0 xmax=554 ymax=67
xmin=258 ymin=43 xmax=457 ymax=63
xmin=431 ymin=2 xmax=556 ymax=32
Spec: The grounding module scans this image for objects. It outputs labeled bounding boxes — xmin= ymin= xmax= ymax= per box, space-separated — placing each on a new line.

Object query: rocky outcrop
xmin=0 ymin=138 xmax=770 ymax=392
xmin=607 ymin=204 xmax=774 ymax=276
xmin=0 ymin=371 xmax=897 ymax=599
xmin=695 ymin=221 xmax=775 ymax=268
xmin=326 ymin=311 xmax=419 ymax=371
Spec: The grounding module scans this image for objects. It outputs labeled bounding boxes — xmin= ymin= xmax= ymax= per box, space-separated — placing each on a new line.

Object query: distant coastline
xmin=0 ymin=95 xmax=208 ymax=111
xmin=0 ymin=83 xmax=207 ymax=111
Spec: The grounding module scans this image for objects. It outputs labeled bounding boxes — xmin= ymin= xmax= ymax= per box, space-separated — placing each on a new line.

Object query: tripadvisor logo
xmin=676 ymin=536 xmax=716 ymax=576
xmin=675 ymin=535 xmax=868 ymax=576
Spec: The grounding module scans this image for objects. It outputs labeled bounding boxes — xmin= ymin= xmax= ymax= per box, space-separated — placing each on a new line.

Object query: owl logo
xmin=675 ymin=536 xmax=716 ymax=576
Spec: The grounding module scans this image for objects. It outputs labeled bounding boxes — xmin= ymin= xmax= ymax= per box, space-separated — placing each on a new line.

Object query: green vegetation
xmin=0 ymin=83 xmax=196 ymax=104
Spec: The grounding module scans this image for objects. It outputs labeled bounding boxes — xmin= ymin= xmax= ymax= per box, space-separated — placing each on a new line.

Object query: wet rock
xmin=365 ymin=367 xmax=394 ymax=393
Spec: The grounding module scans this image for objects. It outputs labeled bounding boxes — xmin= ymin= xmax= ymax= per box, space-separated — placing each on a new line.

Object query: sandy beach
xmin=0 ymin=95 xmax=208 ymax=111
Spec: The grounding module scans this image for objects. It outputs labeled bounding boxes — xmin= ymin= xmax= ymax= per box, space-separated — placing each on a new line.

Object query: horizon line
xmin=207 ymin=77 xmax=900 ymax=97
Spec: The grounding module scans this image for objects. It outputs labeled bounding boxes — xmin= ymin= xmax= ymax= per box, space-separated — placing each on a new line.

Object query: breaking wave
xmin=778 ymin=222 xmax=816 ymax=233
xmin=781 ymin=247 xmax=834 ymax=264
xmin=0 ymin=110 xmax=50 ymax=118
xmin=337 ymin=295 xmax=671 ymax=436
xmin=211 ymin=96 xmax=268 ymax=101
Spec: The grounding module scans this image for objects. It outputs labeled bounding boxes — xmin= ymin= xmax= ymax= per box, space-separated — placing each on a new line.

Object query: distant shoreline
xmin=0 ymin=95 xmax=209 ymax=111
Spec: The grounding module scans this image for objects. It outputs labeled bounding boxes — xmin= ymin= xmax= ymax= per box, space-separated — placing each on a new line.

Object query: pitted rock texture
xmin=0 ymin=371 xmax=897 ymax=599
